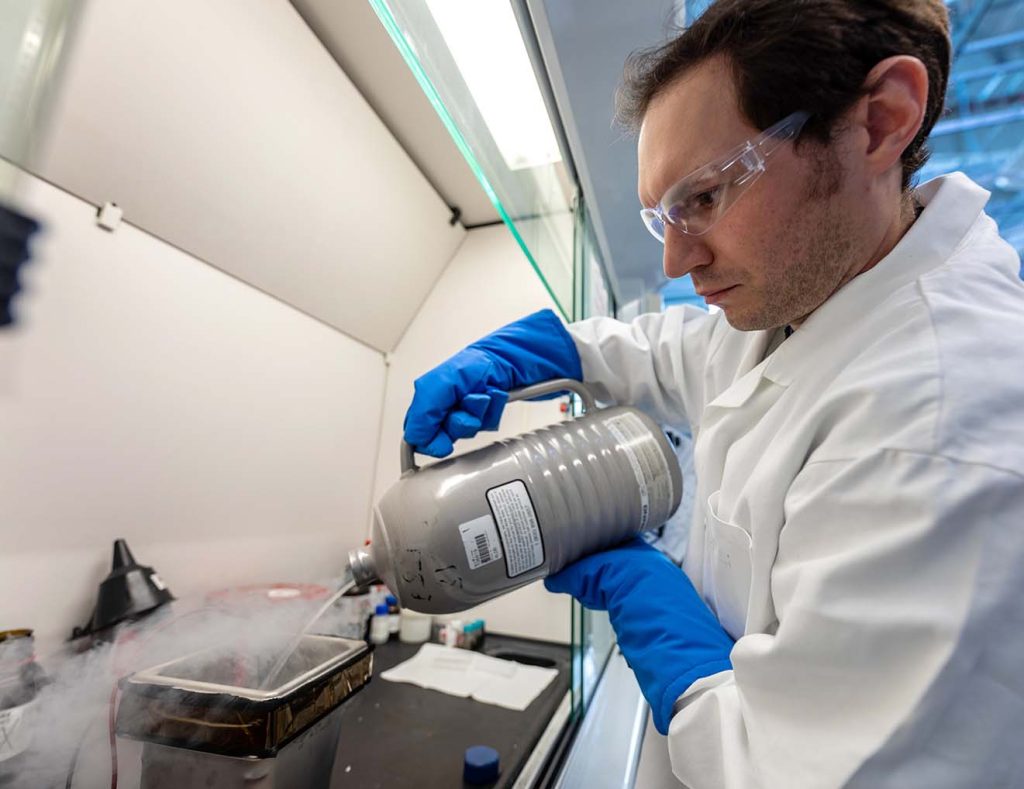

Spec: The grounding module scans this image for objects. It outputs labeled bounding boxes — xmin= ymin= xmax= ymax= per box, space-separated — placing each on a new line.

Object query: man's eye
xmin=692 ymin=186 xmax=722 ymax=210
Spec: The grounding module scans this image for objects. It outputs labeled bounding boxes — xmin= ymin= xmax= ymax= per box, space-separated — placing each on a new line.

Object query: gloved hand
xmin=0 ymin=203 xmax=41 ymax=327
xmin=545 ymin=538 xmax=734 ymax=734
xmin=403 ymin=308 xmax=582 ymax=457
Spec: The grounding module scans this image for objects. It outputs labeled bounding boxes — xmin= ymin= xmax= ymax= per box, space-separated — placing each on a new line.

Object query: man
xmin=403 ymin=1 xmax=1024 ymax=786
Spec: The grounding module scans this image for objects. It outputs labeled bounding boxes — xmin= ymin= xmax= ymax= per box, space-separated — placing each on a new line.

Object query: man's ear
xmin=860 ymin=55 xmax=930 ymax=177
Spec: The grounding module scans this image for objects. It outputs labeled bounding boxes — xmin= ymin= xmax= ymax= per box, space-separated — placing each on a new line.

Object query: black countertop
xmin=329 ymin=634 xmax=572 ymax=789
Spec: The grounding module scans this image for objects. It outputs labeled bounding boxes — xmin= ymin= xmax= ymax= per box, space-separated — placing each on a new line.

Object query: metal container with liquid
xmin=349 ymin=379 xmax=682 ymax=614
xmin=115 ymin=634 xmax=371 ymax=789
xmin=0 ymin=630 xmax=46 ymax=780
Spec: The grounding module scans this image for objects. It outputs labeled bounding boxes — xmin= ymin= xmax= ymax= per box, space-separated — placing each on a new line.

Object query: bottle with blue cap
xmin=464 ymin=745 xmax=500 ymax=785
xmin=369 ymin=603 xmax=390 ymax=645
xmin=386 ymin=593 xmax=401 ymax=636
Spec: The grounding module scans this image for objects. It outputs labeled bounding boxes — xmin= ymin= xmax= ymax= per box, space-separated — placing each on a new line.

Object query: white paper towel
xmin=380 ymin=643 xmax=558 ymax=711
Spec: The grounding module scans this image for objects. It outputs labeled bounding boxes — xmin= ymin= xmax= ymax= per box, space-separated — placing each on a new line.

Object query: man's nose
xmin=663 ymin=226 xmax=712 ymax=279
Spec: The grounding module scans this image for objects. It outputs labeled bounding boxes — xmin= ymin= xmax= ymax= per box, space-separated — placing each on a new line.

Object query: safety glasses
xmin=640 ymin=110 xmax=811 ymax=242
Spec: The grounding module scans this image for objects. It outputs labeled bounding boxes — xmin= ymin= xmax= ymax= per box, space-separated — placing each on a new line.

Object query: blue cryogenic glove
xmin=403 ymin=308 xmax=582 ymax=457
xmin=0 ymin=203 xmax=41 ymax=327
xmin=545 ymin=538 xmax=734 ymax=734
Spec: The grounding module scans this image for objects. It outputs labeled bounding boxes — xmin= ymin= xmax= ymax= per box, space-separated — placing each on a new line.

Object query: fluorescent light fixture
xmin=425 ymin=0 xmax=562 ymax=171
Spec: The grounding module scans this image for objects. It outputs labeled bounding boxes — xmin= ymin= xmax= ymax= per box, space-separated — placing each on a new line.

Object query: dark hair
xmin=617 ymin=0 xmax=951 ymax=190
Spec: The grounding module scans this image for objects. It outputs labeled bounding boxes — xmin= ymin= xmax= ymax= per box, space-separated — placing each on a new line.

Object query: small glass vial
xmin=369 ymin=604 xmax=391 ymax=645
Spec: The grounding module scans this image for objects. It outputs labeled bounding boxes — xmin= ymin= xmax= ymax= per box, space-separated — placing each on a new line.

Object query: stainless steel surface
xmin=137 ymin=706 xmax=344 ymax=789
xmin=369 ymin=381 xmax=682 ymax=614
xmin=511 ymin=691 xmax=572 ymax=789
xmin=348 ymin=546 xmax=379 ymax=589
xmin=554 ymin=650 xmax=648 ymax=789
xmin=633 ymin=710 xmax=687 ymax=789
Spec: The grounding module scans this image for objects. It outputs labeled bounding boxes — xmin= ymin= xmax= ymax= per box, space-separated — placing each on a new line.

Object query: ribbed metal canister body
xmin=368 ymin=405 xmax=682 ymax=614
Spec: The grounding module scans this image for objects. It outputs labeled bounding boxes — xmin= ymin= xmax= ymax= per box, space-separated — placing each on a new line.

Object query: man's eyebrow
xmin=681 ymin=171 xmax=715 ymax=188
xmin=641 ymin=135 xmax=731 ymax=206
xmin=661 ymin=168 xmax=720 ymax=203
xmin=647 ymin=147 xmax=727 ymax=206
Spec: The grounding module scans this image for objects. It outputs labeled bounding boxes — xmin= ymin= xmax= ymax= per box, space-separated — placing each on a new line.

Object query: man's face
xmin=638 ymin=57 xmax=866 ymax=331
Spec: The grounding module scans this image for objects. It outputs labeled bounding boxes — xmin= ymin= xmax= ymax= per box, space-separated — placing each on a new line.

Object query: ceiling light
xmin=425 ymin=0 xmax=562 ymax=171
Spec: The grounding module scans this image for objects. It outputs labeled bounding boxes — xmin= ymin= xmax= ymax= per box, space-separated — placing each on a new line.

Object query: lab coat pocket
xmin=702 ymin=490 xmax=753 ymax=639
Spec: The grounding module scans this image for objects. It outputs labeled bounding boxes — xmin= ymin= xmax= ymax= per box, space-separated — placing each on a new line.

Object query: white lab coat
xmin=568 ymin=173 xmax=1024 ymax=788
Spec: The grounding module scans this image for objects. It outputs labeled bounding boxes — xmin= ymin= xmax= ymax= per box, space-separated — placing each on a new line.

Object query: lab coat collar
xmin=705 ymin=331 xmax=775 ymax=410
xmin=763 ymin=172 xmax=991 ymax=386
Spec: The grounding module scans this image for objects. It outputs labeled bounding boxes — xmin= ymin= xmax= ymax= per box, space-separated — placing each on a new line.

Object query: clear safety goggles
xmin=640 ymin=110 xmax=811 ymax=242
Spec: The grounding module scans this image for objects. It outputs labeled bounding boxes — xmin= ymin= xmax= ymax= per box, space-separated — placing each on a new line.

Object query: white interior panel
xmin=290 ymin=0 xmax=497 ymax=226
xmin=0 ymin=170 xmax=386 ymax=654
xmin=33 ymin=0 xmax=465 ymax=352
xmin=374 ymin=224 xmax=572 ymax=643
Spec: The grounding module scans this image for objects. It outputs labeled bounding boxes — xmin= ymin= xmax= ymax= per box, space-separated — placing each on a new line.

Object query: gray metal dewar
xmin=350 ymin=379 xmax=682 ymax=614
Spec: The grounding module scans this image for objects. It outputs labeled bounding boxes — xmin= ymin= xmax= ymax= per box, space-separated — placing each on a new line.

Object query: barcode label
xmin=474 ymin=532 xmax=492 ymax=564
xmin=459 ymin=514 xmax=503 ymax=570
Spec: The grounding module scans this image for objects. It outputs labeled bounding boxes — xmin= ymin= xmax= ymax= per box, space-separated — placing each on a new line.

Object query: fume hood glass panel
xmin=578 ymin=201 xmax=614 ymax=320
xmin=0 ymin=0 xmax=79 ymax=199
xmin=570 ymin=198 xmax=617 ymax=716
xmin=369 ymin=0 xmax=577 ymax=319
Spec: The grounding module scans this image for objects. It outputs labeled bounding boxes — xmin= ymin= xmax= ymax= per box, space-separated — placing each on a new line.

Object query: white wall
xmin=289 ymin=0 xmax=497 ymax=227
xmin=34 ymin=0 xmax=464 ymax=352
xmin=374 ymin=224 xmax=573 ymax=643
xmin=1 ymin=170 xmax=387 ymax=654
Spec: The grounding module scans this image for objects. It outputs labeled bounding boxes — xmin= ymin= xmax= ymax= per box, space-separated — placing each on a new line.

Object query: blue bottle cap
xmin=375 ymin=604 xmax=389 ymax=616
xmin=463 ymin=745 xmax=499 ymax=785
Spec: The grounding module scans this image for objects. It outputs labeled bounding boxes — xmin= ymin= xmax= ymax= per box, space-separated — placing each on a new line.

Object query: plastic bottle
xmin=386 ymin=594 xmax=401 ymax=637
xmin=443 ymin=619 xmax=463 ymax=649
xmin=399 ymin=610 xmax=432 ymax=644
xmin=369 ymin=604 xmax=390 ymax=645
xmin=462 ymin=620 xmax=485 ymax=650
xmin=464 ymin=745 xmax=500 ymax=785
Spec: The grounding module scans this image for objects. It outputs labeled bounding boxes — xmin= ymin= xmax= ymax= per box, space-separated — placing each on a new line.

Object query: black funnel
xmin=72 ymin=539 xmax=174 ymax=640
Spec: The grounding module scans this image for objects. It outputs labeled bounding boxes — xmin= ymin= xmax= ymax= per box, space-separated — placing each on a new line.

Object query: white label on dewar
xmin=487 ymin=480 xmax=544 ymax=577
xmin=459 ymin=514 xmax=503 ymax=570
